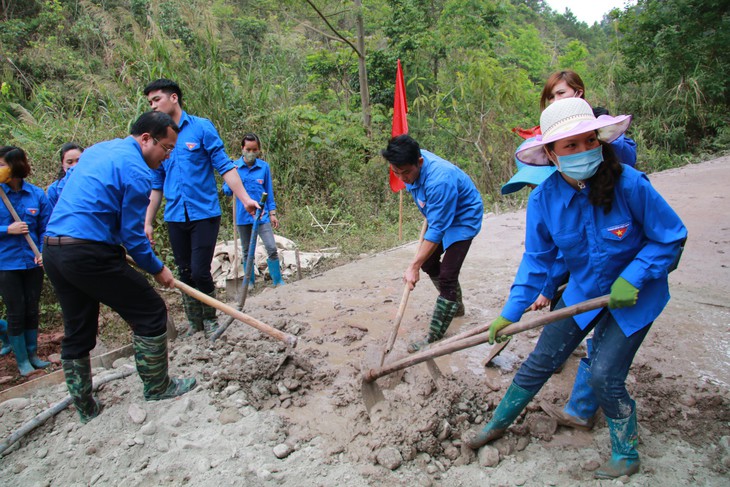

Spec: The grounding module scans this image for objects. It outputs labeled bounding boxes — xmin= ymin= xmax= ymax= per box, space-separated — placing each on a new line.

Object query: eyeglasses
xmin=153 ymin=138 xmax=174 ymax=154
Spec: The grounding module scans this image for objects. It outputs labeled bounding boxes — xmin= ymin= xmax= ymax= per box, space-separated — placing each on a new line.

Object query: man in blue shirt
xmin=382 ymin=135 xmax=484 ymax=353
xmin=143 ymin=79 xmax=258 ymax=338
xmin=222 ymin=133 xmax=285 ymax=288
xmin=43 ymin=111 xmax=196 ymax=424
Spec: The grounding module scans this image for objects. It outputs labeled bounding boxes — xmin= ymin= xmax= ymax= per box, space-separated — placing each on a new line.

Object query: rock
xmin=0 ymin=376 xmax=13 ymax=385
xmin=426 ymin=465 xmax=439 ymax=474
xmin=375 ymin=446 xmax=403 ymax=470
xmin=678 ymin=395 xmax=697 ymax=407
xmin=437 ymin=421 xmax=452 ymax=441
xmin=127 ymin=404 xmax=147 ymax=424
xmin=36 ymin=448 xmax=48 ymax=459
xmin=0 ymin=398 xmax=30 ymax=411
xmin=492 ymin=437 xmax=515 ymax=457
xmin=515 ymin=436 xmax=530 ymax=452
xmin=85 ymin=445 xmax=97 ymax=455
xmin=276 ymin=382 xmax=289 ymax=395
xmin=13 ymin=463 xmax=27 ymax=474
xmin=48 ymin=353 xmax=61 ymax=364
xmin=477 ymin=445 xmax=500 ymax=467
xmin=581 ymin=459 xmax=601 ymax=471
xmin=224 ymin=384 xmax=241 ymax=396
xmin=140 ymin=422 xmax=157 ymax=435
xmin=526 ymin=414 xmax=558 ymax=441
xmin=219 ymin=408 xmax=242 ymax=425
xmin=273 ymin=443 xmax=293 ymax=459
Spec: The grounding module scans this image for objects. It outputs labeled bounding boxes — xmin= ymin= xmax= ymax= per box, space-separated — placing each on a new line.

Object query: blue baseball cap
xmin=501 ymin=138 xmax=557 ymax=195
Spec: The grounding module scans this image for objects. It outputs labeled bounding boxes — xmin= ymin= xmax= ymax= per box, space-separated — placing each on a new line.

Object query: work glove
xmin=609 ymin=276 xmax=639 ymax=309
xmin=488 ymin=316 xmax=513 ymax=345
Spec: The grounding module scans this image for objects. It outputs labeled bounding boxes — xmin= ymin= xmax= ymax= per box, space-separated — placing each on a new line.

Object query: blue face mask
xmin=555 ymin=146 xmax=604 ymax=181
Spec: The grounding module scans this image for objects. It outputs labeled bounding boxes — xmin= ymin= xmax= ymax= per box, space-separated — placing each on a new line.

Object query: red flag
xmin=511 ymin=125 xmax=542 ymax=139
xmin=389 ymin=59 xmax=408 ymax=192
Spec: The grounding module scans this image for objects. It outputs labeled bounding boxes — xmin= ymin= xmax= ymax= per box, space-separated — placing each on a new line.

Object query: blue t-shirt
xmin=0 ymin=181 xmax=50 ymax=270
xmin=151 ymin=111 xmax=235 ymax=222
xmin=222 ymin=157 xmax=277 ymax=225
xmin=46 ymin=136 xmax=164 ymax=275
xmin=501 ymin=165 xmax=687 ymax=336
xmin=406 ymin=150 xmax=484 ymax=249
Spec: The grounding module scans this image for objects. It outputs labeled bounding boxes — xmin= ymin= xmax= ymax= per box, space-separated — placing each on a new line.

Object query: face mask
xmin=243 ymin=151 xmax=258 ymax=164
xmin=555 ymin=146 xmax=603 ymax=182
xmin=0 ymin=166 xmax=11 ymax=184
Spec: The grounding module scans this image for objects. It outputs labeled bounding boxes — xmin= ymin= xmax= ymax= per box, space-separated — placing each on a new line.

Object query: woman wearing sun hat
xmin=464 ymin=98 xmax=687 ymax=479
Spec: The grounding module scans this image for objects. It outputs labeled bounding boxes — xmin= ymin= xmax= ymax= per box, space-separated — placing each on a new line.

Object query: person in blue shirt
xmin=46 ymin=142 xmax=83 ymax=208
xmin=222 ymin=133 xmax=285 ymax=288
xmin=382 ymin=135 xmax=484 ymax=353
xmin=464 ymin=99 xmax=687 ymax=480
xmin=43 ymin=111 xmax=196 ymax=424
xmin=143 ymin=79 xmax=258 ymax=338
xmin=0 ymin=146 xmax=52 ymax=376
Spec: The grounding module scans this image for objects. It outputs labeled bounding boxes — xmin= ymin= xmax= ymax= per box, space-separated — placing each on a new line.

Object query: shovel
xmin=209 ymin=193 xmax=267 ymax=342
xmin=225 ymin=196 xmax=242 ymax=300
xmin=378 ymin=219 xmax=428 ymax=367
xmin=361 ymin=295 xmax=609 ymax=415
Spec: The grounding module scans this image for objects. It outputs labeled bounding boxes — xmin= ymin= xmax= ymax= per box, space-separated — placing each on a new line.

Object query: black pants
xmin=0 ymin=267 xmax=44 ymax=336
xmin=420 ymin=239 xmax=473 ymax=302
xmin=167 ymin=216 xmax=220 ymax=294
xmin=43 ymin=243 xmax=167 ymax=359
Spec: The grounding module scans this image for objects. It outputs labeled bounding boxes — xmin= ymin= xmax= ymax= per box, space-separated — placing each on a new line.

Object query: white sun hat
xmin=516 ymin=98 xmax=632 ymax=166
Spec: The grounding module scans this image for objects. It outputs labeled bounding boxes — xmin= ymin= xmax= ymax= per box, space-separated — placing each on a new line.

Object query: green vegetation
xmin=1 ymin=0 xmax=728 ymax=258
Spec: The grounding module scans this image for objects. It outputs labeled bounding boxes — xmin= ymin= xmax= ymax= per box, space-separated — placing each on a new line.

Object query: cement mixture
xmin=0 ymin=158 xmax=728 ymax=486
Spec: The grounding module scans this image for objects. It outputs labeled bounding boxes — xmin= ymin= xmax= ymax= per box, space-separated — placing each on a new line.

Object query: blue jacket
xmin=0 ymin=181 xmax=50 ymax=270
xmin=46 ymin=176 xmax=66 ymax=208
xmin=406 ymin=150 xmax=483 ymax=248
xmin=46 ymin=137 xmax=164 ymax=275
xmin=501 ymin=165 xmax=687 ymax=336
xmin=151 ymin=111 xmax=235 ymax=222
xmin=222 ymin=157 xmax=277 ymax=225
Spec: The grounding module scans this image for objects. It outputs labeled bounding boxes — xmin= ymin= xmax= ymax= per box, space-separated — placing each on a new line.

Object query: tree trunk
xmin=354 ymin=0 xmax=372 ymax=138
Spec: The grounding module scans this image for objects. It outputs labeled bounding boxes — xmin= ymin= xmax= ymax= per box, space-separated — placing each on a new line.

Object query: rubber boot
xmin=594 ymin=402 xmax=641 ymax=479
xmin=62 ymin=357 xmax=102 ymax=423
xmin=428 ymin=276 xmax=465 ymax=317
xmin=8 ymin=334 xmax=35 ymax=376
xmin=132 ymin=332 xmax=196 ymax=401
xmin=267 ymin=258 xmax=286 ymax=287
xmin=463 ymin=382 xmax=536 ymax=449
xmin=541 ymin=357 xmax=599 ymax=430
xmin=201 ymin=290 xmax=219 ymax=339
xmin=181 ymin=293 xmax=203 ymax=336
xmin=408 ymin=296 xmax=459 ymax=353
xmin=0 ymin=319 xmax=10 ymax=355
xmin=24 ymin=329 xmax=51 ymax=368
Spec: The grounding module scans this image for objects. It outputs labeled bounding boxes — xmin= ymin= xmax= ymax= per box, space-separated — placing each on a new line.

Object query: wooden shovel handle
xmin=378 ymin=219 xmax=428 ymax=366
xmin=0 ymin=187 xmax=41 ymax=258
xmin=173 ymin=280 xmax=297 ymax=347
xmin=364 ymin=295 xmax=609 ymax=383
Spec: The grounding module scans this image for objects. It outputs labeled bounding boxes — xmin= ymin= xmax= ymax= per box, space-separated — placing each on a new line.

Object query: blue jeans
xmin=237 ymin=222 xmax=278 ymax=261
xmin=513 ymin=299 xmax=651 ymax=419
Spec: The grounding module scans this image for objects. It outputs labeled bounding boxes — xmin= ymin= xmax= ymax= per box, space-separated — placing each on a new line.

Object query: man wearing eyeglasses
xmin=143 ymin=79 xmax=258 ymax=338
xmin=43 ymin=111 xmax=197 ymax=423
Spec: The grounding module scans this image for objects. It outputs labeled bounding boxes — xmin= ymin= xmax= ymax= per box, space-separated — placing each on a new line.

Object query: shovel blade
xmin=361 ymin=378 xmax=385 ymax=416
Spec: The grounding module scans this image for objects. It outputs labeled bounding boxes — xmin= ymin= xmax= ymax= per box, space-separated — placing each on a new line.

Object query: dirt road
xmin=1 ymin=157 xmax=728 ymax=486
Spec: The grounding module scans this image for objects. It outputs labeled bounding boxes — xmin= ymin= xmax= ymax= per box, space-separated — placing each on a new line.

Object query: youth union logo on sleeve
xmin=607 ymin=222 xmax=630 ymax=239
xmin=185 ymin=142 xmax=198 ymax=150
xmin=257 ymin=179 xmax=264 ymax=184
xmin=418 ymin=199 xmax=426 ymax=208
xmin=28 ymin=208 xmax=38 ymax=215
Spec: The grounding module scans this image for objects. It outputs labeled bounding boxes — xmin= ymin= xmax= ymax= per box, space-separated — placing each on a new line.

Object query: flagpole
xmin=398 ymin=190 xmax=403 ymax=240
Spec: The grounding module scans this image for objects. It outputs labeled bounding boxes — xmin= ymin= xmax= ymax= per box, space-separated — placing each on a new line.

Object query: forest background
xmin=0 ymin=0 xmax=728 ymax=326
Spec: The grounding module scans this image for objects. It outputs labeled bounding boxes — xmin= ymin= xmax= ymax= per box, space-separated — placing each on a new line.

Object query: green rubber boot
xmin=8 ymin=334 xmax=35 ymax=376
xmin=408 ymin=296 xmax=459 ymax=353
xmin=428 ymin=276 xmax=465 ymax=317
xmin=181 ymin=294 xmax=203 ymax=335
xmin=133 ymin=332 xmax=196 ymax=401
xmin=62 ymin=357 xmax=102 ymax=424
xmin=25 ymin=329 xmax=51 ymax=368
xmin=594 ymin=402 xmax=641 ymax=479
xmin=201 ymin=290 xmax=219 ymax=339
xmin=463 ymin=382 xmax=536 ymax=449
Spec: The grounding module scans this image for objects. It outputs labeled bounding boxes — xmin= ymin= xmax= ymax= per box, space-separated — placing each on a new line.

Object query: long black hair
xmin=588 ymin=141 xmax=623 ymax=214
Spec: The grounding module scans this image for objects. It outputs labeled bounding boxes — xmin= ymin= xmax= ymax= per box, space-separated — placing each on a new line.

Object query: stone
xmin=477 ymin=445 xmax=500 ymax=467
xmin=36 ymin=448 xmax=49 ymax=459
xmin=140 ymin=422 xmax=157 ymax=436
xmin=526 ymin=414 xmax=558 ymax=441
xmin=127 ymin=404 xmax=147 ymax=424
xmin=273 ymin=443 xmax=293 ymax=459
xmin=516 ymin=436 xmax=530 ymax=452
xmin=375 ymin=446 xmax=403 ymax=470
xmin=582 ymin=459 xmax=601 ymax=471
xmin=492 ymin=437 xmax=515 ymax=457
xmin=219 ymin=408 xmax=242 ymax=425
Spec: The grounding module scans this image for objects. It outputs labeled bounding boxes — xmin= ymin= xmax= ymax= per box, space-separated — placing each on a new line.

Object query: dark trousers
xmin=513 ymin=299 xmax=652 ymax=419
xmin=420 ymin=239 xmax=473 ymax=302
xmin=43 ymin=243 xmax=167 ymax=359
xmin=0 ymin=267 xmax=44 ymax=336
xmin=167 ymin=216 xmax=220 ymax=294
